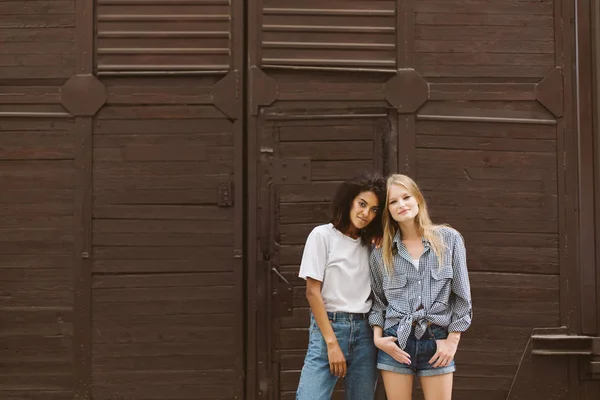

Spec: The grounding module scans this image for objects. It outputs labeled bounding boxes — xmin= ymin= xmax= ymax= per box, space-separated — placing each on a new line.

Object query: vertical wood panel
xmin=73 ymin=0 xmax=94 ymax=396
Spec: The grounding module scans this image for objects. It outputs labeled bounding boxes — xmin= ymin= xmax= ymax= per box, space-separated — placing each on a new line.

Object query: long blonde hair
xmin=382 ymin=174 xmax=447 ymax=273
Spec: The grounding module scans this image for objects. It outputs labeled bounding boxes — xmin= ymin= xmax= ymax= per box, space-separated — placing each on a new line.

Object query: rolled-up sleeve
xmin=368 ymin=250 xmax=387 ymax=328
xmin=448 ymin=233 xmax=473 ymax=333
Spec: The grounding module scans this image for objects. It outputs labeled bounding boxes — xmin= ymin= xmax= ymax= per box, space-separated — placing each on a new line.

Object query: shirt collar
xmin=392 ymin=228 xmax=431 ymax=248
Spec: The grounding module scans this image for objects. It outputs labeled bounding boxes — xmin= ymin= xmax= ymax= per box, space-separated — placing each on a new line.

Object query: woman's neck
xmin=399 ymin=221 xmax=420 ymax=240
xmin=344 ymin=225 xmax=360 ymax=239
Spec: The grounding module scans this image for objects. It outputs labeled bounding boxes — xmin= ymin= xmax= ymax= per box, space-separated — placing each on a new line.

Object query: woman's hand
xmin=374 ymin=336 xmax=411 ymax=365
xmin=429 ymin=333 xmax=459 ymax=368
xmin=327 ymin=341 xmax=347 ymax=377
xmin=371 ymin=236 xmax=383 ymax=249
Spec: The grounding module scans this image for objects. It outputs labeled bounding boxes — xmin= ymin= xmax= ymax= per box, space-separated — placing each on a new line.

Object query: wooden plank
xmin=92 ymin=245 xmax=233 ymax=260
xmin=94 ymin=132 xmax=233 ymax=147
xmin=0 ymin=216 xmax=73 ymax=230
xmin=419 ymin=65 xmax=552 ymax=78
xmin=311 ymin=160 xmax=374 ymax=181
xmin=419 ymin=101 xmax=555 ymax=121
xmin=93 ymin=219 xmax=233 ymax=234
xmin=279 ymin=141 xmax=374 ymax=160
xmin=93 ymin=205 xmax=232 ymax=220
xmin=429 ymin=83 xmax=536 ymax=101
xmin=416 ymin=40 xmax=554 ymax=54
xmin=416 ymin=26 xmax=553 ymax=42
xmin=417 ymin=135 xmax=556 ymax=153
xmin=279 ymin=182 xmax=338 ymax=202
xmin=416 ymin=148 xmax=556 ymax=170
xmin=94 ymin=146 xmax=231 ymax=164
xmin=93 ymin=325 xmax=236 ymax=344
xmin=0 ymin=255 xmax=72 ymax=269
xmin=417 ymin=52 xmax=553 ymax=66
xmin=277 ymin=82 xmax=384 ymax=102
xmin=416 ymin=12 xmax=553 ymax=26
xmin=93 ymin=173 xmax=232 ymax=191
xmin=95 ymin=118 xmax=233 ymax=135
xmin=0 ymin=291 xmax=72 ymax=307
xmin=94 ymin=162 xmax=231 ymax=176
xmin=0 ymin=15 xmax=74 ymax=29
xmin=93 ymin=232 xmax=231 ymax=247
xmin=279 ymin=124 xmax=376 ymax=142
xmin=280 ymin=223 xmax=317 ymax=245
xmin=424 ymin=190 xmax=557 ymax=209
xmin=280 ymin=203 xmax=329 ymax=224
xmin=93 ymin=341 xmax=237 ymax=358
xmin=92 ymin=355 xmax=234 ymax=372
xmin=93 ymin=370 xmax=235 ymax=386
xmin=417 ymin=177 xmax=556 ymax=195
xmin=93 ymin=286 xmax=234 ymax=303
xmin=92 ymin=383 xmax=235 ymax=399
xmin=96 ymin=105 xmax=225 ymax=120
xmin=0 ymin=374 xmax=72 ymax=391
xmin=0 ymin=161 xmax=73 ymax=189
xmin=94 ymin=188 xmax=218 ymax=205
xmin=92 ymin=298 xmax=235 ymax=317
xmin=93 ymin=258 xmax=234 ymax=273
xmin=92 ymin=272 xmax=233 ymax=289
xmin=414 ymin=0 xmax=554 ymax=15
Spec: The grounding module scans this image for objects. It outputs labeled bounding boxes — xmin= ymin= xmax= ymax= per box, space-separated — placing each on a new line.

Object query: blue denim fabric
xmin=296 ymin=312 xmax=378 ymax=400
xmin=377 ymin=323 xmax=456 ymax=377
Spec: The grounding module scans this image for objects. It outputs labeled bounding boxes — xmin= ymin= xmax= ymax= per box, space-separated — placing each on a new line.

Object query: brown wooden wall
xmin=1 ymin=0 xmax=246 ymax=398
xmin=1 ymin=0 xmax=599 ymax=399
xmin=247 ymin=1 xmax=600 ymax=400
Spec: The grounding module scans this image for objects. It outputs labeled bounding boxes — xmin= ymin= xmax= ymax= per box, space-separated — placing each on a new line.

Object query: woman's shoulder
xmin=435 ymin=225 xmax=463 ymax=243
xmin=306 ymin=223 xmax=336 ymax=242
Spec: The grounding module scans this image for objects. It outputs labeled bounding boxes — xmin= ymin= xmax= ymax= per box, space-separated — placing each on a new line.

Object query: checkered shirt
xmin=369 ymin=226 xmax=473 ymax=350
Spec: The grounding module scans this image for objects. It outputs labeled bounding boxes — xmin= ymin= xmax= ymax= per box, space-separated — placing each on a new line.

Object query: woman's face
xmin=348 ymin=191 xmax=380 ymax=231
xmin=387 ymin=184 xmax=419 ymax=223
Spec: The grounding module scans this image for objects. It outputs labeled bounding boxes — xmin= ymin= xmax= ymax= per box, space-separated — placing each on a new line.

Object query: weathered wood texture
xmin=90 ymin=100 xmax=243 ymax=399
xmin=0 ymin=118 xmax=75 ymax=400
xmin=2 ymin=0 xmax=598 ymax=398
xmin=248 ymin=0 xmax=576 ymax=399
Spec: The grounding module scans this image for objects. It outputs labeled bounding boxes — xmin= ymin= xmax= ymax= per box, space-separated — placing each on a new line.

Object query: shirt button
xmin=418 ymin=296 xmax=421 ymax=299
xmin=418 ymin=281 xmax=421 ymax=284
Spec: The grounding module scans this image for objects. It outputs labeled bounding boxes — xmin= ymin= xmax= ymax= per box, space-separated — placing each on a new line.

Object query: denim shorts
xmin=377 ymin=324 xmax=456 ymax=377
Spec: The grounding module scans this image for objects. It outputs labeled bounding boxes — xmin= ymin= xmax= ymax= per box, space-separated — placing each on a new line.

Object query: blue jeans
xmin=296 ymin=312 xmax=378 ymax=400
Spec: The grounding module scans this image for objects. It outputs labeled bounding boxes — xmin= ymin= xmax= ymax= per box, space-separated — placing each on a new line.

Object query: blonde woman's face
xmin=387 ymin=184 xmax=419 ymax=223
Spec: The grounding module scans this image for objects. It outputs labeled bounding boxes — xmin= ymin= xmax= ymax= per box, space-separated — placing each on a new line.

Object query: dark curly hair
xmin=331 ymin=171 xmax=387 ymax=246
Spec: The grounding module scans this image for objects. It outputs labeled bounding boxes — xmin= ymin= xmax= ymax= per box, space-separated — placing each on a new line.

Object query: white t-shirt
xmin=412 ymin=258 xmax=419 ymax=270
xmin=298 ymin=223 xmax=372 ymax=313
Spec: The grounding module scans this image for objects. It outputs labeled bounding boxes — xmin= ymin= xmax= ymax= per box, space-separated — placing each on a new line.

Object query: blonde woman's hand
xmin=429 ymin=337 xmax=458 ymax=368
xmin=374 ymin=336 xmax=411 ymax=365
xmin=327 ymin=341 xmax=347 ymax=377
xmin=371 ymin=236 xmax=383 ymax=249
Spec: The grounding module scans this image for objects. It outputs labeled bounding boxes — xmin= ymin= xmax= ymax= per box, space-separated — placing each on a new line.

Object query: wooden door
xmin=253 ymin=113 xmax=392 ymax=400
xmin=0 ymin=0 xmax=246 ymax=398
xmin=246 ymin=0 xmax=585 ymax=399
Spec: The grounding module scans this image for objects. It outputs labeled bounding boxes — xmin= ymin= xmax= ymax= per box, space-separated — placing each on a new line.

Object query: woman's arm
xmin=305 ymin=278 xmax=346 ymax=377
xmin=448 ymin=232 xmax=473 ymax=333
xmin=429 ymin=232 xmax=472 ymax=368
xmin=368 ymin=251 xmax=387 ymax=328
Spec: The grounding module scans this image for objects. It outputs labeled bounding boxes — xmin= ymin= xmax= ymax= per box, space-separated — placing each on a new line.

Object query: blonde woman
xmin=368 ymin=174 xmax=472 ymax=400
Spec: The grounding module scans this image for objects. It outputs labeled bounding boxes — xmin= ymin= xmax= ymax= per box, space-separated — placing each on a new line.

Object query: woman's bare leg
xmin=421 ymin=372 xmax=453 ymax=400
xmin=381 ymin=370 xmax=413 ymax=400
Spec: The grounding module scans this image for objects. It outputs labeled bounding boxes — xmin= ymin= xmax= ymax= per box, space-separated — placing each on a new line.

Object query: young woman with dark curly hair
xmin=296 ymin=171 xmax=387 ymax=400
